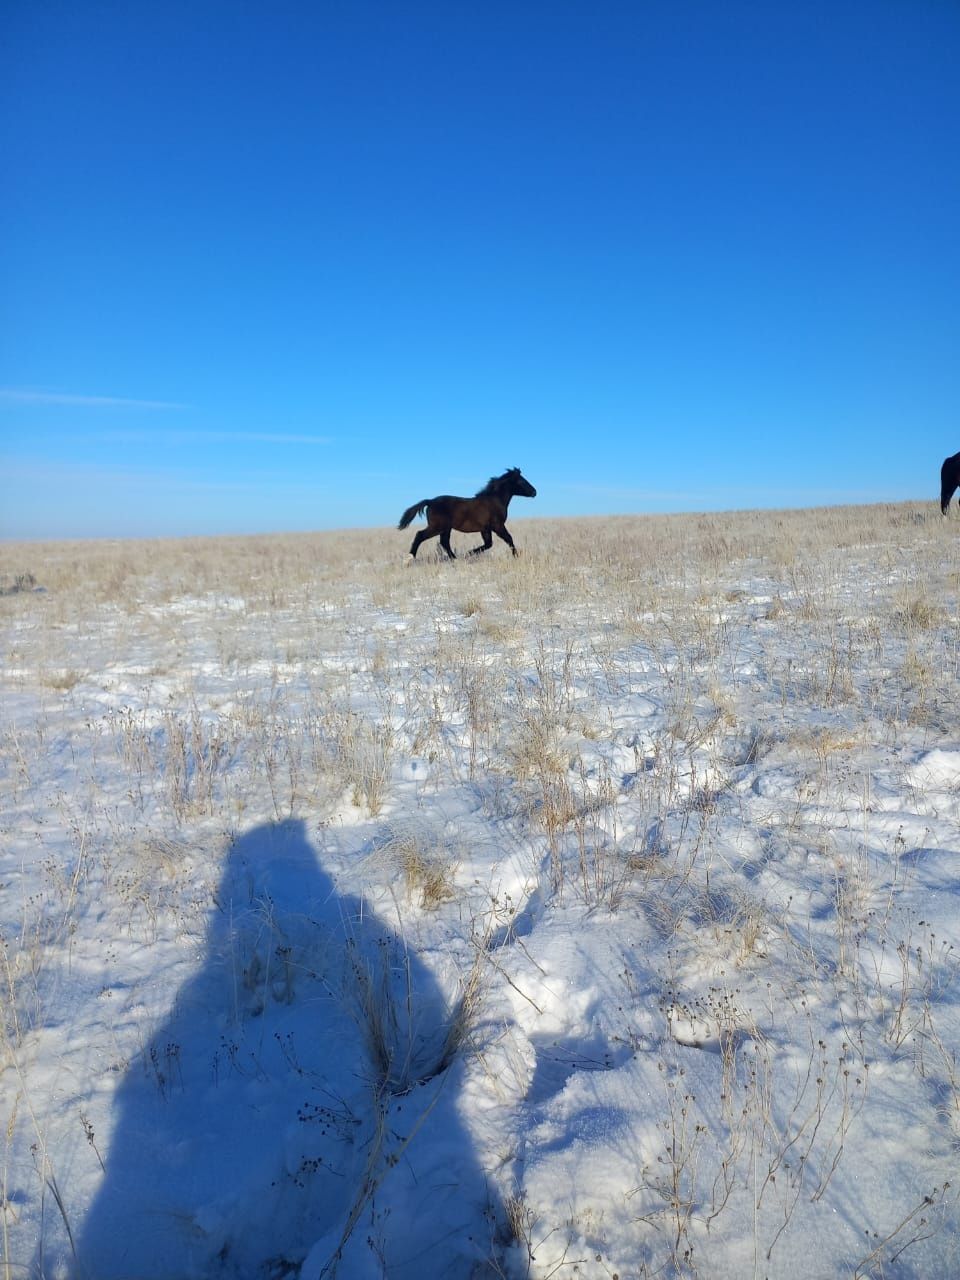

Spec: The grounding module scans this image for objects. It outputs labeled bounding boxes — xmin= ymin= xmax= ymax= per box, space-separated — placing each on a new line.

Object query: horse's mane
xmin=475 ymin=469 xmax=515 ymax=497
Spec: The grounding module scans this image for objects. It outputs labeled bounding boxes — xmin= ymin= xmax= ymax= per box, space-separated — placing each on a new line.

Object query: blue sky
xmin=2 ymin=1 xmax=958 ymax=539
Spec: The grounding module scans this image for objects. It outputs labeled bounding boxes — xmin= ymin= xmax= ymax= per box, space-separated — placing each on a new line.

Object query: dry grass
xmin=4 ymin=498 xmax=960 ymax=1274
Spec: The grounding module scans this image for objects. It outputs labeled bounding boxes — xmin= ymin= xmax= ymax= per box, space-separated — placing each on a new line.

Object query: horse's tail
xmin=398 ymin=499 xmax=430 ymax=530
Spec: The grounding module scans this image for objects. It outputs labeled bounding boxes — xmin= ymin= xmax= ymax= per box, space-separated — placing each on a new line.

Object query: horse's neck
xmin=484 ymin=484 xmax=511 ymax=510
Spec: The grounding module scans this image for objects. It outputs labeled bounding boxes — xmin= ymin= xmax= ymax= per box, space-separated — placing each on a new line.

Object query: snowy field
xmin=2 ymin=503 xmax=960 ymax=1280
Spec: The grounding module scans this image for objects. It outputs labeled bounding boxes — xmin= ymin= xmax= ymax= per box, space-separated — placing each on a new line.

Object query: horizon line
xmin=0 ymin=495 xmax=936 ymax=545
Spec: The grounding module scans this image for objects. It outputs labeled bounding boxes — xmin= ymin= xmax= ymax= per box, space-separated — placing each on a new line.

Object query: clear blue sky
xmin=2 ymin=1 xmax=958 ymax=539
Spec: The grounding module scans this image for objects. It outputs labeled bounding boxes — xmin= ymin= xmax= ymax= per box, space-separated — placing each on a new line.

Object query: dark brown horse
xmin=398 ymin=467 xmax=537 ymax=559
xmin=941 ymin=452 xmax=960 ymax=514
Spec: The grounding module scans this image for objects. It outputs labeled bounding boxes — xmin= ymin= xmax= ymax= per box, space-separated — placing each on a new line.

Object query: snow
xmin=2 ymin=508 xmax=960 ymax=1278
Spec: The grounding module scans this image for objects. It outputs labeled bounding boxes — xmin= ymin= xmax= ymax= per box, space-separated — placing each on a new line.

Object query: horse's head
xmin=507 ymin=467 xmax=537 ymax=498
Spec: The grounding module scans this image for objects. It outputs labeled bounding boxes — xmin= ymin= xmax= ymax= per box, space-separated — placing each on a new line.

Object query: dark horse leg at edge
xmin=398 ymin=467 xmax=537 ymax=559
xmin=941 ymin=453 xmax=960 ymax=515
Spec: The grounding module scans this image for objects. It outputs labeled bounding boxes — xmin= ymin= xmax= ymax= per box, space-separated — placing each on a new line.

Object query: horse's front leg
xmin=470 ymin=529 xmax=494 ymax=555
xmin=494 ymin=524 xmax=518 ymax=556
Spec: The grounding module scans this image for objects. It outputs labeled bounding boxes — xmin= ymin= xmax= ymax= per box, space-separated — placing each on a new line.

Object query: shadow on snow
xmin=73 ymin=819 xmax=502 ymax=1279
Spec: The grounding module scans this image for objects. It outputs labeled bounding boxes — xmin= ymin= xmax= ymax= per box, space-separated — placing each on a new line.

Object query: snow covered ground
xmin=2 ymin=503 xmax=959 ymax=1279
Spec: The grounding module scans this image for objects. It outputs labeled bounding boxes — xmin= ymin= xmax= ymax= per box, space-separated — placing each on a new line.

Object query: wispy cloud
xmin=0 ymin=388 xmax=188 ymax=410
xmin=98 ymin=428 xmax=334 ymax=446
xmin=214 ymin=430 xmax=333 ymax=445
xmin=2 ymin=458 xmax=336 ymax=494
xmin=553 ymin=480 xmax=694 ymax=501
xmin=553 ymin=479 xmax=887 ymax=504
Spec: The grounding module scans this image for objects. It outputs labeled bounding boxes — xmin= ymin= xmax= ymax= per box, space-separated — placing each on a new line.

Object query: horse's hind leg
xmin=494 ymin=524 xmax=518 ymax=556
xmin=409 ymin=529 xmax=437 ymax=558
xmin=439 ymin=528 xmax=456 ymax=559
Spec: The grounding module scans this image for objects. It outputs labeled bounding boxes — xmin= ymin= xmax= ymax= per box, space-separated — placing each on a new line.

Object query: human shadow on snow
xmin=74 ymin=819 xmax=502 ymax=1279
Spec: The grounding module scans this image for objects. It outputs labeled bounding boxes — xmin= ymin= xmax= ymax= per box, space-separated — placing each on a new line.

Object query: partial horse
xmin=941 ymin=452 xmax=960 ymax=514
xmin=398 ymin=467 xmax=537 ymax=559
